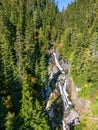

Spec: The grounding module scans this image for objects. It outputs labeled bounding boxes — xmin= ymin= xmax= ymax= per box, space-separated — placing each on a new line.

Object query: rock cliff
xmin=45 ymin=45 xmax=90 ymax=130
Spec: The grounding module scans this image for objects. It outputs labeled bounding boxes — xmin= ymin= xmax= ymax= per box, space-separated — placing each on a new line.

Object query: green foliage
xmin=74 ymin=124 xmax=82 ymax=130
xmin=60 ymin=0 xmax=98 ymax=99
xmin=0 ymin=0 xmax=59 ymax=129
xmin=58 ymin=0 xmax=98 ymax=129
xmin=78 ymin=83 xmax=91 ymax=99
xmin=1 ymin=0 xmax=98 ymax=129
xmin=0 ymin=101 xmax=7 ymax=130
xmin=39 ymin=53 xmax=48 ymax=85
xmin=30 ymin=99 xmax=50 ymax=130
xmin=91 ymin=99 xmax=98 ymax=115
xmin=20 ymin=74 xmax=50 ymax=129
xmin=5 ymin=112 xmax=14 ymax=130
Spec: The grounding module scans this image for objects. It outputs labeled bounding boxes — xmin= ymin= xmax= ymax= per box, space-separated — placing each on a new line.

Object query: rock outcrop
xmin=46 ymin=46 xmax=90 ymax=130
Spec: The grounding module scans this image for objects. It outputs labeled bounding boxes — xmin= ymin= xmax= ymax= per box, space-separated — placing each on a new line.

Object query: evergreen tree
xmin=39 ymin=53 xmax=48 ymax=86
xmin=20 ymin=74 xmax=50 ymax=130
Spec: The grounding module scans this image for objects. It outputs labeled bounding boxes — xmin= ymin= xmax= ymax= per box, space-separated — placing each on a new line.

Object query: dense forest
xmin=59 ymin=0 xmax=98 ymax=129
xmin=0 ymin=0 xmax=98 ymax=130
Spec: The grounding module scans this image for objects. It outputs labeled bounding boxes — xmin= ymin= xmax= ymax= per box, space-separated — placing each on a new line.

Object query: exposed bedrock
xmin=46 ymin=48 xmax=90 ymax=130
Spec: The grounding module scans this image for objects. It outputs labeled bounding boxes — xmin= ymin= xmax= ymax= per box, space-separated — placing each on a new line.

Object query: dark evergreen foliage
xmin=0 ymin=0 xmax=98 ymax=129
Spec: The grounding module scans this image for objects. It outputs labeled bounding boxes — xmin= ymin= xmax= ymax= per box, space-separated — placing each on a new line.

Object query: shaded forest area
xmin=0 ymin=0 xmax=98 ymax=129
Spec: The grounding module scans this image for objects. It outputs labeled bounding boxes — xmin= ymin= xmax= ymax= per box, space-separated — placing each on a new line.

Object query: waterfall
xmin=46 ymin=49 xmax=80 ymax=130
xmin=53 ymin=52 xmax=65 ymax=74
xmin=53 ymin=52 xmax=71 ymax=111
xmin=62 ymin=118 xmax=66 ymax=130
xmin=58 ymin=80 xmax=72 ymax=130
xmin=53 ymin=52 xmax=72 ymax=130
xmin=59 ymin=80 xmax=72 ymax=111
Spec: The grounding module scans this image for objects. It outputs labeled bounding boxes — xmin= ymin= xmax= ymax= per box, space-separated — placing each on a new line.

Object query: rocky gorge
xmin=45 ymin=44 xmax=90 ymax=130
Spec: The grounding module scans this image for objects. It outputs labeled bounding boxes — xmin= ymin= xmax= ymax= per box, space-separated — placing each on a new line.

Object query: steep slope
xmin=0 ymin=0 xmax=98 ymax=129
xmin=0 ymin=0 xmax=59 ymax=129
xmin=56 ymin=0 xmax=98 ymax=129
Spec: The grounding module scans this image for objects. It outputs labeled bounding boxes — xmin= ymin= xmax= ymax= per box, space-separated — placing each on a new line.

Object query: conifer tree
xmin=20 ymin=74 xmax=50 ymax=130
xmin=39 ymin=53 xmax=48 ymax=86
xmin=0 ymin=0 xmax=59 ymax=129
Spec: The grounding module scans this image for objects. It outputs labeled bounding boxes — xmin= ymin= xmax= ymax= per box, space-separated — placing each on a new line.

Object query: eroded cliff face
xmin=45 ymin=45 xmax=90 ymax=130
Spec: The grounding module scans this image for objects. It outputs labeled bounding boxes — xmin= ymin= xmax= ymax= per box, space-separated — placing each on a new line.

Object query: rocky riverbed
xmin=45 ymin=46 xmax=90 ymax=130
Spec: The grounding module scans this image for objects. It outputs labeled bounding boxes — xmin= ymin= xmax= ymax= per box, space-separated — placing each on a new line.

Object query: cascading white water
xmin=59 ymin=80 xmax=71 ymax=110
xmin=53 ymin=53 xmax=65 ymax=74
xmin=53 ymin=52 xmax=71 ymax=110
xmin=62 ymin=118 xmax=66 ymax=130
xmin=53 ymin=52 xmax=72 ymax=130
xmin=63 ymin=80 xmax=72 ymax=107
xmin=59 ymin=80 xmax=72 ymax=130
xmin=46 ymin=50 xmax=80 ymax=130
xmin=49 ymin=72 xmax=53 ymax=79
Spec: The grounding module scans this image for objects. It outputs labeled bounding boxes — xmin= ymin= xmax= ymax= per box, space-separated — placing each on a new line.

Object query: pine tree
xmin=0 ymin=0 xmax=59 ymax=129
xmin=20 ymin=74 xmax=50 ymax=130
xmin=5 ymin=112 xmax=14 ymax=130
xmin=39 ymin=53 xmax=48 ymax=86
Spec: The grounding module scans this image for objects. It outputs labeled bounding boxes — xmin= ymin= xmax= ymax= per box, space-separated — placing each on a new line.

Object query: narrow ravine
xmin=46 ymin=46 xmax=80 ymax=130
